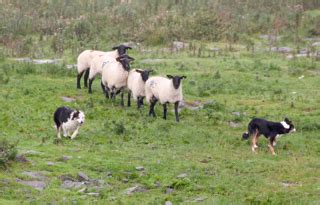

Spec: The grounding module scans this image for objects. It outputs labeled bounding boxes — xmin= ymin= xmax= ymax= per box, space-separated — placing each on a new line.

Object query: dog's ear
xmin=284 ymin=117 xmax=291 ymax=123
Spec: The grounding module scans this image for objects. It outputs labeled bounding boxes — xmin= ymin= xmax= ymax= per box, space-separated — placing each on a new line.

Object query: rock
xmin=59 ymin=174 xmax=75 ymax=182
xmin=135 ymin=166 xmax=144 ymax=171
xmin=172 ymin=41 xmax=188 ymax=51
xmin=78 ymin=172 xmax=90 ymax=182
xmin=47 ymin=162 xmax=55 ymax=166
xmin=61 ymin=180 xmax=85 ymax=189
xmin=58 ymin=155 xmax=72 ymax=162
xmin=106 ymin=171 xmax=113 ymax=177
xmin=61 ymin=96 xmax=76 ymax=102
xmin=124 ymin=185 xmax=147 ymax=195
xmin=210 ymin=47 xmax=221 ymax=52
xmin=312 ymin=42 xmax=320 ymax=47
xmin=122 ymin=178 xmax=129 ymax=183
xmin=15 ymin=154 xmax=30 ymax=163
xmin=228 ymin=121 xmax=240 ymax=128
xmin=259 ymin=34 xmax=281 ymax=41
xmin=231 ymin=111 xmax=241 ymax=116
xmin=183 ymin=100 xmax=203 ymax=111
xmin=194 ymin=197 xmax=207 ymax=202
xmin=177 ymin=173 xmax=187 ymax=179
xmin=12 ymin=58 xmax=32 ymax=63
xmin=165 ymin=201 xmax=173 ymax=205
xmin=87 ymin=192 xmax=100 ymax=197
xmin=32 ymin=59 xmax=63 ymax=65
xmin=66 ymin=64 xmax=77 ymax=69
xmin=24 ymin=150 xmax=42 ymax=155
xmin=16 ymin=179 xmax=47 ymax=191
xmin=166 ymin=188 xmax=174 ymax=194
xmin=21 ymin=171 xmax=47 ymax=181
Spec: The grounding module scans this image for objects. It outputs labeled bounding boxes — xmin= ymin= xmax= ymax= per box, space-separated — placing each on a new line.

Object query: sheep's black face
xmin=167 ymin=75 xmax=187 ymax=89
xmin=136 ymin=69 xmax=153 ymax=82
xmin=116 ymin=55 xmax=135 ymax=71
xmin=112 ymin=45 xmax=132 ymax=56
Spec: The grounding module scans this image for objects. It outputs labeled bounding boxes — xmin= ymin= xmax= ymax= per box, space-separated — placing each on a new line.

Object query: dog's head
xmin=72 ymin=110 xmax=85 ymax=125
xmin=281 ymin=118 xmax=296 ymax=133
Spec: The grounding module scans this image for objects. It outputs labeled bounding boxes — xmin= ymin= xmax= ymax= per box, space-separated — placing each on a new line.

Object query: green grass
xmin=0 ymin=51 xmax=320 ymax=204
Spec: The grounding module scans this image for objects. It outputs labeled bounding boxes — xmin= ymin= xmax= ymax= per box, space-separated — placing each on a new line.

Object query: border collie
xmin=242 ymin=118 xmax=296 ymax=155
xmin=54 ymin=106 xmax=85 ymax=139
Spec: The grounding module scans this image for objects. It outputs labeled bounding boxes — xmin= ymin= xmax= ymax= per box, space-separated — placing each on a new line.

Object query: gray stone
xmin=61 ymin=180 xmax=85 ymax=189
xmin=87 ymin=192 xmax=100 ymax=197
xmin=228 ymin=121 xmax=240 ymax=128
xmin=165 ymin=201 xmax=173 ymax=205
xmin=66 ymin=64 xmax=77 ymax=69
xmin=32 ymin=59 xmax=63 ymax=65
xmin=24 ymin=150 xmax=42 ymax=155
xmin=312 ymin=42 xmax=320 ymax=47
xmin=140 ymin=59 xmax=164 ymax=64
xmin=124 ymin=185 xmax=147 ymax=195
xmin=135 ymin=166 xmax=144 ymax=171
xmin=12 ymin=58 xmax=32 ymax=63
xmin=21 ymin=171 xmax=47 ymax=181
xmin=177 ymin=173 xmax=188 ymax=178
xmin=194 ymin=197 xmax=207 ymax=202
xmin=16 ymin=154 xmax=29 ymax=163
xmin=16 ymin=179 xmax=47 ymax=191
xmin=78 ymin=172 xmax=90 ymax=182
xmin=61 ymin=96 xmax=76 ymax=102
xmin=166 ymin=188 xmax=174 ymax=194
xmin=47 ymin=162 xmax=55 ymax=166
xmin=58 ymin=155 xmax=72 ymax=162
xmin=172 ymin=41 xmax=188 ymax=51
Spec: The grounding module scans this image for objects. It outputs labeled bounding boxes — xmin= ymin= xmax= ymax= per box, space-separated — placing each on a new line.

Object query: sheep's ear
xmin=128 ymin=56 xmax=135 ymax=61
xmin=112 ymin=46 xmax=119 ymax=50
xmin=148 ymin=69 xmax=153 ymax=73
xmin=125 ymin=46 xmax=132 ymax=50
xmin=116 ymin=56 xmax=122 ymax=62
xmin=167 ymin=75 xmax=173 ymax=79
xmin=136 ymin=69 xmax=143 ymax=73
xmin=181 ymin=75 xmax=187 ymax=79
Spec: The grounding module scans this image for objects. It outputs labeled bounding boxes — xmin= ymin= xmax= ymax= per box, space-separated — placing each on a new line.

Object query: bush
xmin=0 ymin=138 xmax=18 ymax=168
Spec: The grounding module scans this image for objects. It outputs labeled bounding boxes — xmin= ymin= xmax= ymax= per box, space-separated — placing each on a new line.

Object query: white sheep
xmin=127 ymin=69 xmax=153 ymax=108
xmin=145 ymin=75 xmax=186 ymax=122
xmin=76 ymin=45 xmax=132 ymax=89
xmin=101 ymin=55 xmax=135 ymax=105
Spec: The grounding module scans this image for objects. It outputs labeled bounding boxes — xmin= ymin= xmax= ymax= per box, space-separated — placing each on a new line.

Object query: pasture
xmin=0 ymin=49 xmax=320 ymax=204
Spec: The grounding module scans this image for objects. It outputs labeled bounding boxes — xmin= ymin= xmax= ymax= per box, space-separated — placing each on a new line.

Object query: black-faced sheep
xmin=101 ymin=55 xmax=135 ymax=106
xmin=76 ymin=45 xmax=131 ymax=89
xmin=145 ymin=75 xmax=186 ymax=122
xmin=127 ymin=69 xmax=153 ymax=108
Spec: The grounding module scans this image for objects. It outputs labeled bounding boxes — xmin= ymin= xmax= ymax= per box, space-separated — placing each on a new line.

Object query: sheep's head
xmin=116 ymin=55 xmax=135 ymax=71
xmin=167 ymin=75 xmax=187 ymax=89
xmin=136 ymin=69 xmax=153 ymax=82
xmin=112 ymin=45 xmax=132 ymax=56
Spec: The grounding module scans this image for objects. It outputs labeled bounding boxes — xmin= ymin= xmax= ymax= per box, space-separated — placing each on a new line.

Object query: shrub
xmin=0 ymin=138 xmax=18 ymax=168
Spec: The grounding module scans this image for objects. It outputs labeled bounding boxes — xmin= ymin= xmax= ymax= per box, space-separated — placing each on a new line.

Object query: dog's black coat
xmin=242 ymin=118 xmax=295 ymax=140
xmin=54 ymin=106 xmax=77 ymax=128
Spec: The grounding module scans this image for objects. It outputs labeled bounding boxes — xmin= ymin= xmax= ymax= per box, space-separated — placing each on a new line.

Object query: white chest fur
xmin=62 ymin=119 xmax=79 ymax=135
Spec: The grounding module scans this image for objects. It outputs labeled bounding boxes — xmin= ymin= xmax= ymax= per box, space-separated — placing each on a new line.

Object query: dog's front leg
xmin=70 ymin=128 xmax=79 ymax=140
xmin=57 ymin=126 xmax=61 ymax=139
xmin=269 ymin=136 xmax=277 ymax=155
xmin=251 ymin=130 xmax=259 ymax=152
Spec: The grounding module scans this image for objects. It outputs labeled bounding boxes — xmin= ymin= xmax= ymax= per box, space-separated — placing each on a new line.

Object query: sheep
xmin=145 ymin=75 xmax=186 ymax=122
xmin=101 ymin=54 xmax=135 ymax=106
xmin=76 ymin=45 xmax=132 ymax=89
xmin=127 ymin=69 xmax=153 ymax=108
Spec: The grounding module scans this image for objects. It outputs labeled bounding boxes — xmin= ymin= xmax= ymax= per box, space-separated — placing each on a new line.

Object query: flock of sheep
xmin=76 ymin=45 xmax=186 ymax=122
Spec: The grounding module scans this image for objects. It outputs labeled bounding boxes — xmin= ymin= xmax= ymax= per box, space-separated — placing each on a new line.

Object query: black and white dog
xmin=242 ymin=118 xmax=296 ymax=155
xmin=54 ymin=106 xmax=85 ymax=139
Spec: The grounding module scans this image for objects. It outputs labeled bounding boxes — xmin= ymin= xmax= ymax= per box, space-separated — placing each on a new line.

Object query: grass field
xmin=0 ymin=50 xmax=320 ymax=204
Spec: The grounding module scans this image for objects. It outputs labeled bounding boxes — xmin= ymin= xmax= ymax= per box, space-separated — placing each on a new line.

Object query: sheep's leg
xmin=174 ymin=101 xmax=180 ymax=122
xmin=77 ymin=71 xmax=84 ymax=89
xmin=127 ymin=90 xmax=131 ymax=107
xmin=88 ymin=78 xmax=94 ymax=94
xmin=70 ymin=127 xmax=79 ymax=140
xmin=137 ymin=97 xmax=144 ymax=109
xmin=84 ymin=69 xmax=90 ymax=88
xmin=120 ymin=89 xmax=124 ymax=106
xmin=105 ymin=86 xmax=110 ymax=99
xmin=149 ymin=97 xmax=157 ymax=117
xmin=101 ymin=81 xmax=106 ymax=94
xmin=163 ymin=103 xmax=167 ymax=120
